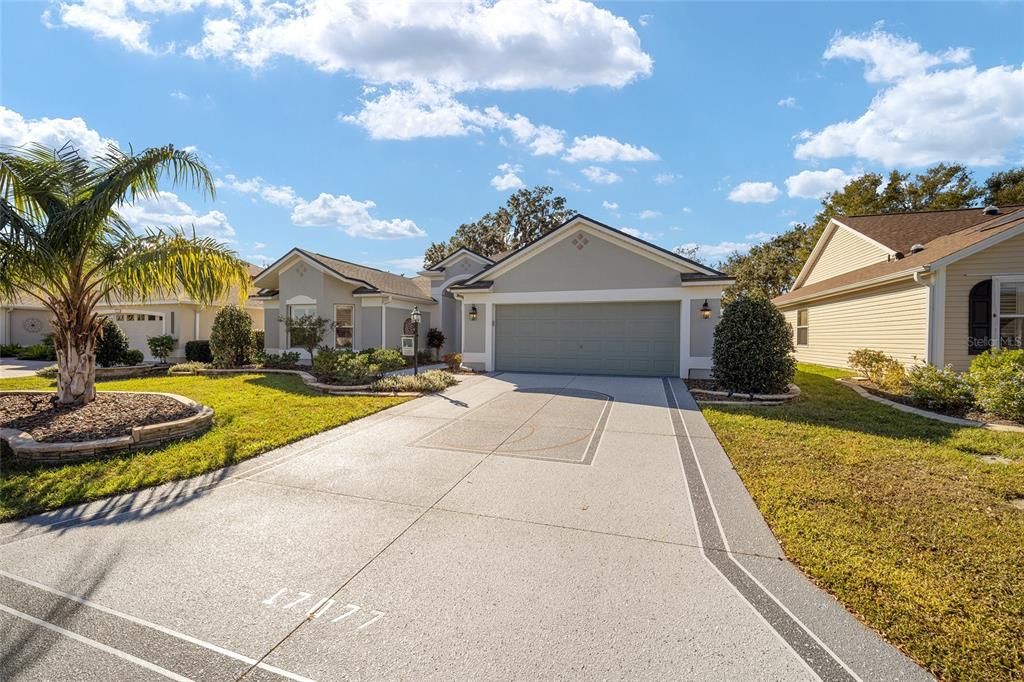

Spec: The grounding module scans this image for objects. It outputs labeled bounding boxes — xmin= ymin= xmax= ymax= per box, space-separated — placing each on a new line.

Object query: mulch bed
xmin=683 ymin=378 xmax=786 ymax=403
xmin=0 ymin=392 xmax=198 ymax=443
xmin=849 ymin=378 xmax=1023 ymax=428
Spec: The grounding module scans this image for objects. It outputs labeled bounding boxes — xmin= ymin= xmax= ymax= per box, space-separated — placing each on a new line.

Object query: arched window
xmin=968 ymin=280 xmax=991 ymax=355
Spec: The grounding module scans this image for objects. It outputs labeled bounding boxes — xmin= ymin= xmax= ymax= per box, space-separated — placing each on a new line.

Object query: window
xmin=287 ymin=304 xmax=317 ymax=347
xmin=968 ymin=280 xmax=992 ymax=355
xmin=996 ymin=278 xmax=1024 ymax=350
xmin=335 ymin=305 xmax=354 ymax=350
xmin=796 ymin=309 xmax=809 ymax=346
xmin=169 ymin=311 xmax=175 ymax=334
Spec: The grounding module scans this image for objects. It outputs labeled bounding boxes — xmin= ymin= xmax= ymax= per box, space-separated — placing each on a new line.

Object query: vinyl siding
xmin=782 ymin=281 xmax=929 ymax=368
xmin=943 ymin=231 xmax=1024 ymax=372
xmin=803 ymin=227 xmax=892 ymax=286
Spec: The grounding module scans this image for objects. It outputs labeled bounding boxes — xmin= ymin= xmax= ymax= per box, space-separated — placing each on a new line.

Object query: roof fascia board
xmin=777 ymin=267 xmax=922 ymax=308
xmin=427 ymin=248 xmax=495 ymax=271
xmin=928 ymin=221 xmax=1024 ymax=269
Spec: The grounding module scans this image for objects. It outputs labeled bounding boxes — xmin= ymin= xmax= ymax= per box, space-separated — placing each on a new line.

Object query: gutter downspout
xmin=912 ymin=267 xmax=936 ymax=365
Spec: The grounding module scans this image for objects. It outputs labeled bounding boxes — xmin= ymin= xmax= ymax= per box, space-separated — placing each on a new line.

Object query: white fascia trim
xmin=352 ymin=292 xmax=434 ymax=305
xmin=285 ymin=295 xmax=316 ymax=305
xmin=425 ymin=248 xmax=495 ymax=272
xmin=255 ymin=250 xmax=372 ymax=290
xmin=792 ymin=218 xmax=897 ymax=290
xmin=928 ymin=221 xmax=1024 ymax=269
xmin=776 ymin=268 xmax=923 ymax=309
xmin=455 ymin=287 xmax=726 ymax=305
xmin=464 ymin=217 xmax=719 ymax=285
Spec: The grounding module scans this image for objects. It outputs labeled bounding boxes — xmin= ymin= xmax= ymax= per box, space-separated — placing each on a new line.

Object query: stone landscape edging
xmin=690 ymin=383 xmax=801 ymax=403
xmin=837 ymin=378 xmax=1024 ymax=433
xmin=96 ymin=364 xmax=166 ymax=379
xmin=0 ymin=390 xmax=215 ymax=463
xmin=187 ymin=367 xmax=440 ymax=397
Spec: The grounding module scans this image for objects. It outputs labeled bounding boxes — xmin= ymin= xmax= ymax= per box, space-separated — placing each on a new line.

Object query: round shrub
xmin=185 ymin=340 xmax=212 ymax=363
xmin=967 ymin=349 xmax=1024 ymax=422
xmin=906 ymin=364 xmax=974 ymax=414
xmin=96 ymin=318 xmax=130 ymax=367
xmin=712 ymin=297 xmax=795 ymax=395
xmin=125 ymin=349 xmax=145 ymax=365
xmin=147 ymin=334 xmax=176 ymax=363
xmin=209 ymin=305 xmax=254 ymax=368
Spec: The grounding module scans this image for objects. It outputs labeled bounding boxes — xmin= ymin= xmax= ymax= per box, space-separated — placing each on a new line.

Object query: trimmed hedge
xmin=185 ymin=340 xmax=213 ymax=363
xmin=96 ymin=319 xmax=130 ymax=367
xmin=209 ymin=305 xmax=254 ymax=368
xmin=712 ymin=297 xmax=795 ymax=394
xmin=967 ymin=349 xmax=1024 ymax=422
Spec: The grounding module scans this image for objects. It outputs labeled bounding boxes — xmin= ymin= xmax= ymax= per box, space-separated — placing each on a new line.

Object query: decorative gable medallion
xmin=296 ymin=263 xmax=308 ymax=278
xmin=572 ymin=232 xmax=590 ymax=251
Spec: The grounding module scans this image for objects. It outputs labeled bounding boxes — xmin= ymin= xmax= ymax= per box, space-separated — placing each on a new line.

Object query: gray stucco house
xmin=255 ymin=215 xmax=733 ymax=377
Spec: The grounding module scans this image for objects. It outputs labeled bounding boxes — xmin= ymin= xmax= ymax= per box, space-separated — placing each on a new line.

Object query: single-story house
xmin=256 ymin=215 xmax=733 ymax=378
xmin=774 ymin=205 xmax=1024 ymax=372
xmin=0 ymin=264 xmax=266 ymax=361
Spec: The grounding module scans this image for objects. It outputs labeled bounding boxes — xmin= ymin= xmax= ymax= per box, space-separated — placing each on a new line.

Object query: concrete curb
xmin=836 ymin=378 xmax=1024 ymax=433
xmin=0 ymin=391 xmax=214 ymax=463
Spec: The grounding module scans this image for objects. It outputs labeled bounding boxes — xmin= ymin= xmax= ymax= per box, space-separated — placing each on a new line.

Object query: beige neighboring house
xmin=256 ymin=215 xmax=733 ymax=378
xmin=774 ymin=205 xmax=1024 ymax=372
xmin=0 ymin=264 xmax=266 ymax=361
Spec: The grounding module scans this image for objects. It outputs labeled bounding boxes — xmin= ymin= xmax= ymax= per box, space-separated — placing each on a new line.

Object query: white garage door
xmin=494 ymin=302 xmax=680 ymax=377
xmin=113 ymin=313 xmax=164 ymax=360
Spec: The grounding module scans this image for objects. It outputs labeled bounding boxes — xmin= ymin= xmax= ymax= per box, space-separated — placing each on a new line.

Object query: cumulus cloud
xmin=654 ymin=172 xmax=679 ymax=185
xmin=727 ymin=181 xmax=781 ymax=204
xmin=797 ymin=28 xmax=1023 ymax=166
xmin=785 ymin=168 xmax=861 ymax=199
xmin=621 ymin=227 xmax=656 ymax=240
xmin=491 ymin=163 xmax=525 ymax=191
xmin=563 ymin=135 xmax=659 ymax=163
xmin=0 ymin=106 xmax=118 ymax=158
xmin=675 ymin=240 xmax=753 ymax=258
xmin=777 ymin=96 xmax=797 ymax=108
xmin=170 ymin=90 xmax=190 ymax=101
xmin=218 ymin=174 xmax=299 ymax=207
xmin=291 ymin=193 xmax=425 ymax=239
xmin=639 ymin=209 xmax=661 ymax=219
xmin=582 ymin=166 xmax=622 ymax=184
xmin=119 ymin=191 xmax=236 ymax=239
xmin=382 ymin=257 xmax=427 ymax=274
xmin=602 ymin=200 xmax=619 ymax=210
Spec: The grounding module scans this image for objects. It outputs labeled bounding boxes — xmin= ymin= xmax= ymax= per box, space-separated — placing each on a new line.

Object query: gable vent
xmin=909 ymin=243 xmax=926 ymax=254
xmin=983 ymin=205 xmax=999 ymax=215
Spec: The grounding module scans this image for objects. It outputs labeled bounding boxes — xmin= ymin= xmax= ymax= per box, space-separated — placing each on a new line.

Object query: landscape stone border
xmin=96 ymin=364 xmax=166 ymax=379
xmin=689 ymin=383 xmax=801 ymax=405
xmin=837 ymin=378 xmax=1024 ymax=434
xmin=181 ymin=367 xmax=441 ymax=397
xmin=0 ymin=391 xmax=214 ymax=464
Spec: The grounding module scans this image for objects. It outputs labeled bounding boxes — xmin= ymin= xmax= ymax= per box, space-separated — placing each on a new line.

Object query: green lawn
xmin=702 ymin=363 xmax=1024 ymax=681
xmin=0 ymin=373 xmax=409 ymax=522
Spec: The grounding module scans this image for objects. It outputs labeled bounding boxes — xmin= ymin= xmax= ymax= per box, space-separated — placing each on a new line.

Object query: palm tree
xmin=0 ymin=143 xmax=251 ymax=405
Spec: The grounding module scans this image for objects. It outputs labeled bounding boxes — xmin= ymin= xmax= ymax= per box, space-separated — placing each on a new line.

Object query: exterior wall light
xmin=700 ymin=299 xmax=712 ymax=319
xmin=469 ymin=304 xmax=478 ymax=321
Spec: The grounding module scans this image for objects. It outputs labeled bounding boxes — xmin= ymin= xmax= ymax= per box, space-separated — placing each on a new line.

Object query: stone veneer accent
xmin=0 ymin=391 xmax=214 ymax=464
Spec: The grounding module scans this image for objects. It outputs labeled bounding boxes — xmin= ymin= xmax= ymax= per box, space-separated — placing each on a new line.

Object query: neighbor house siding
xmin=943 ymin=231 xmax=1024 ymax=372
xmin=782 ymin=280 xmax=929 ymax=368
xmin=803 ymin=227 xmax=891 ymax=286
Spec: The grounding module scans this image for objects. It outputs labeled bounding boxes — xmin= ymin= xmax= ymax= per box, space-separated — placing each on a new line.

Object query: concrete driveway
xmin=0 ymin=358 xmax=51 ymax=379
xmin=0 ymin=373 xmax=928 ymax=681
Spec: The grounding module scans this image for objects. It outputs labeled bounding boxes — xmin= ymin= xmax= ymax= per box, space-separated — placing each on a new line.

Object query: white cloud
xmin=291 ymin=193 xmax=425 ymax=239
xmin=44 ymin=1 xmax=154 ymax=54
xmin=785 ymin=168 xmax=861 ymax=199
xmin=797 ymin=29 xmax=1023 ymax=167
xmin=119 ymin=190 xmax=235 ymax=239
xmin=563 ymin=135 xmax=659 ymax=163
xmin=186 ymin=17 xmax=242 ymax=59
xmin=745 ymin=231 xmax=776 ymax=241
xmin=581 ymin=166 xmax=621 ymax=184
xmin=777 ymin=96 xmax=797 ymax=108
xmin=252 ymin=241 xmax=266 ymax=249
xmin=170 ymin=90 xmax=190 ymax=101
xmin=824 ymin=25 xmax=970 ymax=83
xmin=654 ymin=172 xmax=679 ymax=185
xmin=639 ymin=209 xmax=660 ymax=219
xmin=681 ymin=207 xmax=693 ymax=214
xmin=0 ymin=106 xmax=117 ymax=158
xmin=219 ymin=174 xmax=299 ymax=207
xmin=383 ymin=257 xmax=427 ymax=274
xmin=727 ymin=181 xmax=781 ymax=204
xmin=491 ymin=163 xmax=525 ymax=191
xmin=621 ymin=227 xmax=655 ymax=240
xmin=638 ymin=14 xmax=652 ymax=27
xmin=245 ymin=253 xmax=273 ymax=267
xmin=676 ymin=240 xmax=752 ymax=258
xmin=602 ymin=200 xmax=619 ymax=210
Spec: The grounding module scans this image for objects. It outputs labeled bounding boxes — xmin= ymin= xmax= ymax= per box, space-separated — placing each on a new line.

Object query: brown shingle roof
xmin=838 ymin=205 xmax=1024 ymax=255
xmin=301 ymin=250 xmax=433 ymax=301
xmin=775 ymin=209 xmax=1024 ymax=306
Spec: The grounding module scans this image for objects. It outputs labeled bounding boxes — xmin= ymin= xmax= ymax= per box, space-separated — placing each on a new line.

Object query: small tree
xmin=427 ymin=328 xmax=446 ymax=361
xmin=712 ymin=297 xmax=795 ymax=395
xmin=95 ymin=318 xmax=130 ymax=368
xmin=282 ymin=314 xmax=333 ymax=362
xmin=209 ymin=305 xmax=254 ymax=367
xmin=147 ymin=334 xmax=176 ymax=364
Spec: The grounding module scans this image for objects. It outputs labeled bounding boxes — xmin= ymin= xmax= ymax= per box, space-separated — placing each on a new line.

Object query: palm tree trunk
xmin=56 ymin=339 xmax=97 ymax=404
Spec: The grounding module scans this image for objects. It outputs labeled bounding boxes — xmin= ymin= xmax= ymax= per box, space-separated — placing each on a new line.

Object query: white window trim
xmin=334 ymin=304 xmax=354 ymax=350
xmin=286 ymin=303 xmax=318 ymax=351
xmin=796 ymin=309 xmax=809 ymax=346
xmin=992 ymin=275 xmax=1024 ymax=350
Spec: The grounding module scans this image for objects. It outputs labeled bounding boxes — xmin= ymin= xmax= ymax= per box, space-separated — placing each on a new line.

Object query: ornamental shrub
xmin=906 ymin=364 xmax=974 ymax=413
xmin=442 ymin=352 xmax=462 ymax=372
xmin=848 ymin=348 xmax=907 ymax=393
xmin=312 ymin=347 xmax=406 ymax=384
xmin=711 ymin=297 xmax=795 ymax=394
xmin=210 ymin=305 xmax=254 ymax=368
xmin=967 ymin=349 xmax=1024 ymax=422
xmin=147 ymin=334 xmax=176 ymax=364
xmin=427 ymin=328 xmax=446 ymax=360
xmin=169 ymin=361 xmax=211 ymax=374
xmin=371 ymin=370 xmax=458 ymax=393
xmin=263 ymin=352 xmax=300 ymax=369
xmin=96 ymin=318 xmax=130 ymax=367
xmin=185 ymin=340 xmax=212 ymax=363
xmin=369 ymin=348 xmax=406 ymax=375
xmin=125 ymin=349 xmax=145 ymax=365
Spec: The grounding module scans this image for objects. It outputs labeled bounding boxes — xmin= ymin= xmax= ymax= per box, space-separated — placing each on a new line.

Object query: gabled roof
xmin=458 ymin=213 xmax=727 ymax=287
xmin=254 ymin=248 xmax=434 ymax=301
xmin=424 ymin=247 xmax=494 ymax=272
xmin=838 ymin=205 xmax=1024 ymax=255
xmin=775 ymin=208 xmax=1024 ymax=306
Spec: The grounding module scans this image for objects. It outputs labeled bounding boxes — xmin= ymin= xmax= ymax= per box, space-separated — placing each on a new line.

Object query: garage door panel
xmin=495 ymin=302 xmax=679 ymax=377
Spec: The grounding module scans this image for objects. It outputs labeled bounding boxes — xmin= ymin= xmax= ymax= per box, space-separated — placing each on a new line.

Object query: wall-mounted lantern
xmin=700 ymin=299 xmax=712 ymax=319
xmin=469 ymin=304 xmax=479 ymax=321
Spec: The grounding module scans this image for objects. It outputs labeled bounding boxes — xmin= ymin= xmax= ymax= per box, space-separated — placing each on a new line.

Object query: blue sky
xmin=2 ymin=1 xmax=1022 ymax=273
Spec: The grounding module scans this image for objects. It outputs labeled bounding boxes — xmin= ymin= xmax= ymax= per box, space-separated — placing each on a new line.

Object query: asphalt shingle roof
xmin=300 ymin=250 xmax=434 ymax=301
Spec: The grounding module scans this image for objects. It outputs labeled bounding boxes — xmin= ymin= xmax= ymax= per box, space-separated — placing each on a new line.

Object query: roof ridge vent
xmin=983 ymin=205 xmax=999 ymax=215
xmin=909 ymin=243 xmax=926 ymax=254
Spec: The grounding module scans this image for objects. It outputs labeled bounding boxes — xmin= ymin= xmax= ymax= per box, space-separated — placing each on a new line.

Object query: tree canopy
xmin=721 ymin=163 xmax=1023 ymax=302
xmin=424 ymin=186 xmax=573 ymax=267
